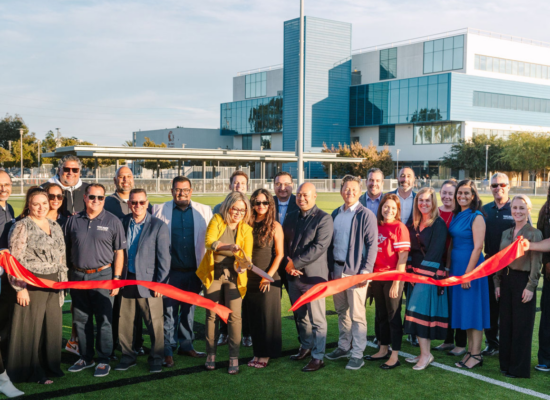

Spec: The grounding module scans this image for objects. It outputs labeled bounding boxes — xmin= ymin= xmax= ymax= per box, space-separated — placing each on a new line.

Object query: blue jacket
xmin=122 ymin=213 xmax=171 ymax=298
xmin=389 ymin=189 xmax=416 ymax=226
xmin=328 ymin=203 xmax=378 ymax=277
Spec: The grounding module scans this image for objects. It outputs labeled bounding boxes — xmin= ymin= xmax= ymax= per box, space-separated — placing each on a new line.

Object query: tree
xmin=0 ymin=114 xmax=28 ymax=150
xmin=500 ymin=132 xmax=550 ymax=179
xmin=321 ymin=140 xmax=394 ymax=178
xmin=440 ymin=134 xmax=511 ymax=178
xmin=142 ymin=137 xmax=174 ymax=172
xmin=0 ymin=147 xmax=13 ymax=166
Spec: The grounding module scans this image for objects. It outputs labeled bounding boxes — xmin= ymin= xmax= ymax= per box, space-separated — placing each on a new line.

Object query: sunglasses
xmin=48 ymin=194 xmax=63 ymax=201
xmin=62 ymin=167 xmax=80 ymax=174
xmin=254 ymin=201 xmax=270 ymax=206
xmin=230 ymin=207 xmax=247 ymax=215
xmin=87 ymin=195 xmax=105 ymax=201
xmin=491 ymin=183 xmax=508 ymax=188
xmin=130 ymin=200 xmax=147 ymax=206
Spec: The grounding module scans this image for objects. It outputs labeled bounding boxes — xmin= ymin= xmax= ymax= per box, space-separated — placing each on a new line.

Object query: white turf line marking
xmin=366 ymin=342 xmax=550 ymax=400
xmin=64 ymin=300 xmax=71 ymax=303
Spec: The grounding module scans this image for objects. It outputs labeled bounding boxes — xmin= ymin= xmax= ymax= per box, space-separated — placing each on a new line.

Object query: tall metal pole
xmin=485 ymin=145 xmax=490 ymax=179
xmin=19 ymin=129 xmax=24 ymax=195
xmin=297 ymin=0 xmax=305 ymax=185
xmin=396 ymin=149 xmax=401 ymax=177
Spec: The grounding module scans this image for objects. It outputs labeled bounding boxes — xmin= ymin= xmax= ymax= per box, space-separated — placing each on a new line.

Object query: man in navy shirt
xmin=65 ymin=184 xmax=126 ymax=377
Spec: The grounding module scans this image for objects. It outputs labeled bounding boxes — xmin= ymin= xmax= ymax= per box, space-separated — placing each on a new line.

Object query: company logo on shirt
xmin=97 ymin=226 xmax=109 ymax=232
xmin=503 ymin=215 xmax=514 ymax=220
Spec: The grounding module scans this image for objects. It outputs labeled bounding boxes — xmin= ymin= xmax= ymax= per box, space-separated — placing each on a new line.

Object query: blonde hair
xmin=511 ymin=194 xmax=532 ymax=213
xmin=413 ymin=187 xmax=439 ymax=229
xmin=219 ymin=191 xmax=251 ymax=226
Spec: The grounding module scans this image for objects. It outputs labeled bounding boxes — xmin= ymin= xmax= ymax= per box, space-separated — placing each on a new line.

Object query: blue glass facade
xmin=220 ymin=96 xmax=282 ymax=135
xmin=350 ymin=73 xmax=450 ymax=127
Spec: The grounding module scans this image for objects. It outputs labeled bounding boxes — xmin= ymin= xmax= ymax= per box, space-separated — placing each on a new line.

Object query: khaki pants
xmin=333 ymin=264 xmax=368 ymax=359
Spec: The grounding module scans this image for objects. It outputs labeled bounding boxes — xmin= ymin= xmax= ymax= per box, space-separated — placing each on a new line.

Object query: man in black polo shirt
xmin=482 ymin=172 xmax=514 ymax=356
xmin=65 ymin=184 xmax=126 ymax=377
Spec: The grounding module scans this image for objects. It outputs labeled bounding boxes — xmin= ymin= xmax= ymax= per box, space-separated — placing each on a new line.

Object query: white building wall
xmin=252 ymin=134 xmax=262 ymax=150
xmin=135 ymin=128 xmax=232 ymax=150
xmin=233 ymin=135 xmax=242 ymax=150
xmin=271 ymin=133 xmax=283 ymax=151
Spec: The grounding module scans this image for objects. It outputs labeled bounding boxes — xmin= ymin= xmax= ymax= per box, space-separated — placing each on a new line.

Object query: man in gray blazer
xmin=115 ymin=189 xmax=170 ymax=374
xmin=283 ymin=182 xmax=333 ymax=372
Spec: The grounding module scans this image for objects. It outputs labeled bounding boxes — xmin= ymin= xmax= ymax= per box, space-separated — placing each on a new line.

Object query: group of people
xmin=0 ymin=155 xmax=549 ymax=397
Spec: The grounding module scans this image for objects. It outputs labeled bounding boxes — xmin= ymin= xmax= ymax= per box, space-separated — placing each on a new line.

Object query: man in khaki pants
xmin=325 ymin=175 xmax=378 ymax=370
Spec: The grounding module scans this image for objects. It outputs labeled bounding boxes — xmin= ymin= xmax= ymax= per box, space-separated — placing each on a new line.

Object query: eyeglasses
xmin=254 ymin=201 xmax=270 ymax=206
xmin=130 ymin=200 xmax=147 ymax=206
xmin=62 ymin=167 xmax=80 ymax=174
xmin=230 ymin=207 xmax=247 ymax=215
xmin=491 ymin=183 xmax=508 ymax=188
xmin=173 ymin=188 xmax=191 ymax=194
xmin=87 ymin=195 xmax=105 ymax=201
xmin=48 ymin=194 xmax=63 ymax=201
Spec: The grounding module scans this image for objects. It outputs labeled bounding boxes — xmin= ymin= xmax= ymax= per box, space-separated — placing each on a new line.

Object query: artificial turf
xmin=5 ymin=193 xmax=550 ymax=399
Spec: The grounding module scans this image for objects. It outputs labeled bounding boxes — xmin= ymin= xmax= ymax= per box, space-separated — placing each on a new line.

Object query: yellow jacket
xmin=196 ymin=214 xmax=253 ymax=298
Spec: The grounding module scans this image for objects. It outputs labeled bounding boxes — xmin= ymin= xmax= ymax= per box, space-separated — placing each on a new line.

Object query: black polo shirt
xmin=65 ymin=208 xmax=126 ymax=270
xmin=0 ymin=203 xmax=14 ymax=249
xmin=483 ymin=200 xmax=515 ymax=258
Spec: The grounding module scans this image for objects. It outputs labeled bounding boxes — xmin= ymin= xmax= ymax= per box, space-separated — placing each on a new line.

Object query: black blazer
xmin=274 ymin=194 xmax=300 ymax=224
xmin=282 ymin=205 xmax=334 ymax=285
xmin=122 ymin=213 xmax=171 ymax=298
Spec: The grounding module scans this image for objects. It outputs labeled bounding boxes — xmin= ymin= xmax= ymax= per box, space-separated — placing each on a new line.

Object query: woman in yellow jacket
xmin=197 ymin=191 xmax=253 ymax=375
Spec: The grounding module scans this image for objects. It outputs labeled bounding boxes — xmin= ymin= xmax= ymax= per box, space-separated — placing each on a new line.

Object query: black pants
xmin=499 ymin=269 xmax=536 ymax=378
xmin=485 ymin=273 xmax=500 ymax=348
xmin=539 ymin=277 xmax=550 ymax=366
xmin=371 ymin=281 xmax=403 ymax=351
xmin=445 ymin=328 xmax=467 ymax=347
xmin=0 ymin=276 xmax=15 ymax=360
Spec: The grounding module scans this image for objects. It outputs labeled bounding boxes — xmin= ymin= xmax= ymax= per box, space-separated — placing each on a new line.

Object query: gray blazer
xmin=122 ymin=213 xmax=171 ymax=298
xmin=282 ymin=205 xmax=334 ymax=285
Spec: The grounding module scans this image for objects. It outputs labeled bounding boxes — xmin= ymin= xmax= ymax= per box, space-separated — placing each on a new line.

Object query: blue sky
xmin=0 ymin=0 xmax=548 ymax=146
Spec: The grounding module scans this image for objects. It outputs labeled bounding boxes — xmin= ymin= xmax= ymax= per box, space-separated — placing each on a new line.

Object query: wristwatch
xmin=114 ymin=275 xmax=122 ymax=280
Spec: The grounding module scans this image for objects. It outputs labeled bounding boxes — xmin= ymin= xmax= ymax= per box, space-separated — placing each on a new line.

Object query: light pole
xmin=396 ymin=149 xmax=401 ymax=177
xmin=485 ymin=145 xmax=490 ymax=179
xmin=19 ymin=128 xmax=24 ymax=195
xmin=297 ymin=0 xmax=305 ymax=186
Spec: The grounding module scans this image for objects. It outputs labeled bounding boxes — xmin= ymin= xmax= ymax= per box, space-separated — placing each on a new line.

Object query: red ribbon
xmin=0 ymin=250 xmax=232 ymax=323
xmin=290 ymin=237 xmax=528 ymax=312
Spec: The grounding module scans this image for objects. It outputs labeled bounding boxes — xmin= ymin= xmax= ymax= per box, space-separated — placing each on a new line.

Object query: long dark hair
xmin=538 ymin=186 xmax=550 ymax=232
xmin=453 ymin=179 xmax=484 ymax=216
xmin=250 ymin=188 xmax=276 ymax=247
xmin=21 ymin=186 xmax=49 ymax=218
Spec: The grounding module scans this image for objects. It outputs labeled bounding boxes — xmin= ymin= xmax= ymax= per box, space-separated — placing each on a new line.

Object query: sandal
xmin=255 ymin=361 xmax=268 ymax=369
xmin=205 ymin=354 xmax=216 ymax=371
xmin=248 ymin=359 xmax=258 ymax=367
xmin=228 ymin=357 xmax=239 ymax=375
xmin=455 ymin=352 xmax=471 ymax=368
xmin=461 ymin=354 xmax=483 ymax=369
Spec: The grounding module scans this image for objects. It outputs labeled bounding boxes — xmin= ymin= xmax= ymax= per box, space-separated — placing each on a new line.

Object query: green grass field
xmin=6 ymin=193 xmax=550 ymax=400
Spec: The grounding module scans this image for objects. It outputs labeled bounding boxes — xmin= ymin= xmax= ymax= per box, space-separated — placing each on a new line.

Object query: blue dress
xmin=449 ymin=209 xmax=490 ymax=330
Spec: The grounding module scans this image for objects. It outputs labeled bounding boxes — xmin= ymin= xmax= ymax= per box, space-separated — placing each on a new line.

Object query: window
xmin=473 ymin=91 xmax=550 ymax=114
xmin=352 ymin=70 xmax=362 ymax=86
xmin=242 ymin=135 xmax=252 ymax=150
xmin=260 ymin=134 xmax=271 ymax=150
xmin=413 ymin=122 xmax=461 ymax=144
xmin=220 ymin=96 xmax=283 ymax=135
xmin=380 ymin=48 xmax=397 ymax=80
xmin=424 ymin=35 xmax=464 ymax=74
xmin=379 ymin=125 xmax=395 ymax=145
xmin=474 ymin=54 xmax=550 ymax=81
xmin=245 ymin=72 xmax=267 ymax=98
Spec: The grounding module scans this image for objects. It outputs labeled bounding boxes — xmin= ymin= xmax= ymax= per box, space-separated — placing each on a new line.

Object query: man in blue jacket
xmin=325 ymin=175 xmax=378 ymax=370
xmin=115 ymin=189 xmax=170 ymax=374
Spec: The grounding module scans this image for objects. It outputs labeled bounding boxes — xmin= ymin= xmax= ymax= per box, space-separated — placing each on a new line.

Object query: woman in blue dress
xmin=447 ymin=180 xmax=490 ymax=369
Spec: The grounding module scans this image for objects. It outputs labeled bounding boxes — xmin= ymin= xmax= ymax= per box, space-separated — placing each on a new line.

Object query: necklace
xmin=440 ymin=209 xmax=453 ymax=225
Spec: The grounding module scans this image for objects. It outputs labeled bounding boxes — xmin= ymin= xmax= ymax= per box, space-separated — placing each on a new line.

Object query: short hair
xmin=490 ymin=172 xmax=509 ymax=185
xmin=115 ymin=166 xmax=133 ymax=178
xmin=85 ymin=183 xmax=106 ymax=195
xmin=229 ymin=170 xmax=249 ymax=186
xmin=413 ymin=187 xmax=439 ymax=228
xmin=129 ymin=188 xmax=147 ymax=198
xmin=453 ymin=180 xmax=484 ymax=215
xmin=340 ymin=175 xmax=362 ymax=189
xmin=511 ymin=194 xmax=532 ymax=212
xmin=21 ymin=186 xmax=49 ymax=218
xmin=172 ymin=176 xmax=191 ymax=189
xmin=367 ymin=168 xmax=384 ymax=180
xmin=377 ymin=193 xmax=401 ymax=225
xmin=58 ymin=154 xmax=83 ymax=170
xmin=274 ymin=171 xmax=293 ymax=182
xmin=41 ymin=182 xmax=63 ymax=193
xmin=398 ymin=166 xmax=415 ymax=177
xmin=219 ymin=191 xmax=251 ymax=226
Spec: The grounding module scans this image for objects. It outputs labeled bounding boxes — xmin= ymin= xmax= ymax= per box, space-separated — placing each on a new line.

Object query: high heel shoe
xmin=455 ymin=352 xmax=471 ymax=368
xmin=413 ymin=354 xmax=434 ymax=371
xmin=461 ymin=354 xmax=483 ymax=369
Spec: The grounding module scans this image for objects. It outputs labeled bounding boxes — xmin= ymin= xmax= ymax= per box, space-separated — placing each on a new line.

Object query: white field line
xmin=366 ymin=342 xmax=550 ymax=400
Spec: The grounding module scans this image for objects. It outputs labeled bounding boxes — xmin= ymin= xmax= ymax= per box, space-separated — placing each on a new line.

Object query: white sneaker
xmin=0 ymin=371 xmax=24 ymax=398
xmin=65 ymin=339 xmax=80 ymax=356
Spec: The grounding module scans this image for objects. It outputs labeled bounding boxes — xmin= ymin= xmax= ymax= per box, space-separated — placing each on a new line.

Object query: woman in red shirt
xmin=364 ymin=194 xmax=410 ymax=369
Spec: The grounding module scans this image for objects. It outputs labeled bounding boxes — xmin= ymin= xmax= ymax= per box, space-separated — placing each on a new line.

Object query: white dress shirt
xmin=278 ymin=199 xmax=289 ymax=226
xmin=397 ymin=190 xmax=414 ymax=223
xmin=333 ymin=201 xmax=360 ymax=262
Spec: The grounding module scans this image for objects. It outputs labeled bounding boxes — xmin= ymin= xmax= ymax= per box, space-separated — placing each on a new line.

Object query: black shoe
xmin=364 ymin=351 xmax=391 ymax=361
xmin=408 ymin=335 xmax=419 ymax=347
xmin=505 ymin=373 xmax=518 ymax=378
xmin=380 ymin=360 xmax=401 ymax=370
xmin=150 ymin=365 xmax=162 ymax=374
xmin=481 ymin=345 xmax=499 ymax=356
xmin=134 ymin=347 xmax=145 ymax=356
xmin=114 ymin=362 xmax=137 ymax=371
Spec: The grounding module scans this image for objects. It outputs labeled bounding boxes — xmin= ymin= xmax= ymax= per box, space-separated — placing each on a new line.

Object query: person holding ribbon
xmin=447 ymin=180 xmax=490 ymax=369
xmin=364 ymin=193 xmax=409 ymax=369
xmin=245 ymin=188 xmax=283 ymax=369
xmin=6 ymin=187 xmax=67 ymax=384
xmin=495 ymin=194 xmax=542 ymax=378
xmin=197 ymin=191 xmax=253 ymax=375
xmin=404 ymin=187 xmax=449 ymax=370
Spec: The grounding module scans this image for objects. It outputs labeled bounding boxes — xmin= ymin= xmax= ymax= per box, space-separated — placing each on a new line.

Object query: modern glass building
xmin=220 ymin=23 xmax=550 ymax=179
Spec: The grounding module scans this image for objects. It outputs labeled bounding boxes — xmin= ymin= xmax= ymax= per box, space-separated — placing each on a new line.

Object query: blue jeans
xmin=163 ymin=270 xmax=203 ymax=356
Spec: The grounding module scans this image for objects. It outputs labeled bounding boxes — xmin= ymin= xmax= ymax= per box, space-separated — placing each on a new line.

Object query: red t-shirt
xmin=374 ymin=221 xmax=411 ymax=272
xmin=439 ymin=209 xmax=453 ymax=263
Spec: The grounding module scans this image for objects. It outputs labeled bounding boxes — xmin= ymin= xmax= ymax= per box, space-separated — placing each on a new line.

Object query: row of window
xmin=472 ymin=128 xmax=549 ymax=140
xmin=474 ymin=55 xmax=550 ymax=80
xmin=220 ymin=96 xmax=283 ymax=135
xmin=350 ymin=73 xmax=450 ymax=127
xmin=245 ymin=72 xmax=267 ymax=99
xmin=413 ymin=122 xmax=462 ymax=145
xmin=473 ymin=91 xmax=550 ymax=114
xmin=380 ymin=48 xmax=397 ymax=81
xmin=241 ymin=134 xmax=272 ymax=150
xmin=423 ymin=35 xmax=464 ymax=75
